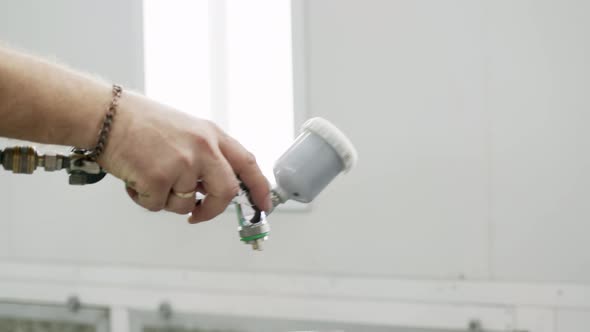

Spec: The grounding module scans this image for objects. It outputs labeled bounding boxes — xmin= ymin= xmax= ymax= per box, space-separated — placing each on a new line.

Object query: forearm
xmin=0 ymin=45 xmax=112 ymax=148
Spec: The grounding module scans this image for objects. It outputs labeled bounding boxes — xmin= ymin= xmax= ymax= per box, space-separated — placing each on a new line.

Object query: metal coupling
xmin=1 ymin=146 xmax=40 ymax=174
xmin=0 ymin=146 xmax=106 ymax=185
xmin=238 ymin=219 xmax=270 ymax=251
xmin=0 ymin=146 xmax=70 ymax=174
xmin=67 ymin=150 xmax=105 ymax=185
xmin=267 ymin=189 xmax=284 ymax=215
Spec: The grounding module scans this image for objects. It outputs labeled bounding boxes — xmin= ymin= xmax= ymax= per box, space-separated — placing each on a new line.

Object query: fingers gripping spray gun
xmin=233 ymin=117 xmax=358 ymax=250
xmin=0 ymin=117 xmax=357 ymax=251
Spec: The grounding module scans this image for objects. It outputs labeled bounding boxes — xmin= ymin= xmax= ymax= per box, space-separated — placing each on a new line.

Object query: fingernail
xmin=265 ymin=194 xmax=273 ymax=212
xmin=188 ymin=216 xmax=201 ymax=224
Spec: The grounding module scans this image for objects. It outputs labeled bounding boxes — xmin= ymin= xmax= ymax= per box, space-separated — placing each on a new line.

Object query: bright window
xmin=143 ymin=0 xmax=295 ymax=181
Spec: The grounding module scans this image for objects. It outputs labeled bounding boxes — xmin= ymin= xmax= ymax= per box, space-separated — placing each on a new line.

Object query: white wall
xmin=303 ymin=0 xmax=590 ymax=283
xmin=1 ymin=0 xmax=590 ymax=331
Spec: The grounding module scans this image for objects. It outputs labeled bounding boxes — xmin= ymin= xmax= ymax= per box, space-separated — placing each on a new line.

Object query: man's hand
xmin=99 ymin=91 xmax=272 ymax=223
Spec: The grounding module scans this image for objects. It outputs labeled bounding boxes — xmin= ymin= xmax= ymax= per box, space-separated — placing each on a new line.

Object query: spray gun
xmin=233 ymin=117 xmax=358 ymax=250
xmin=0 ymin=117 xmax=357 ymax=251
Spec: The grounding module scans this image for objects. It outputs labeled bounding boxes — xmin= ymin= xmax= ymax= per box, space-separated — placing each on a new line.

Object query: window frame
xmin=142 ymin=0 xmax=311 ymax=212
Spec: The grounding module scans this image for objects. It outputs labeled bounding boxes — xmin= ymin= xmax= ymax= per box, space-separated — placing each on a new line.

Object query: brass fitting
xmin=1 ymin=146 xmax=68 ymax=174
